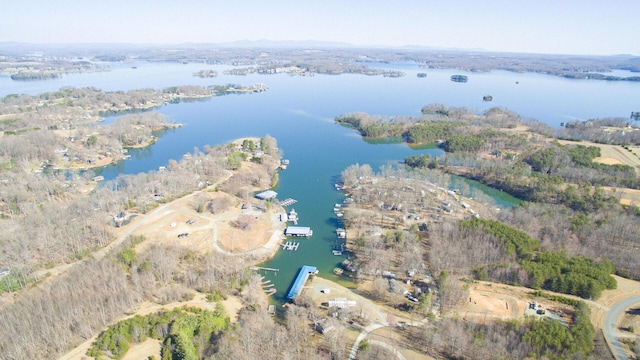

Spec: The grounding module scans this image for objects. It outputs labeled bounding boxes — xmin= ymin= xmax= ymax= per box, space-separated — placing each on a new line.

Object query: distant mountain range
xmin=0 ymin=39 xmax=484 ymax=52
xmin=0 ymin=41 xmax=638 ymax=60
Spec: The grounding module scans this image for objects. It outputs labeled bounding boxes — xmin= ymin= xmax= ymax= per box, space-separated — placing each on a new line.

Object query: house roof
xmin=255 ymin=190 xmax=278 ymax=200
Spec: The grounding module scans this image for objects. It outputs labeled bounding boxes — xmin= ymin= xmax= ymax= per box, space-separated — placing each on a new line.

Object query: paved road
xmin=604 ymin=296 xmax=640 ymax=360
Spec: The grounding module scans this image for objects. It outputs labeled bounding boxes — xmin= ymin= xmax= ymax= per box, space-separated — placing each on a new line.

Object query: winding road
xmin=34 ymin=170 xmax=235 ymax=282
xmin=604 ymin=296 xmax=640 ymax=360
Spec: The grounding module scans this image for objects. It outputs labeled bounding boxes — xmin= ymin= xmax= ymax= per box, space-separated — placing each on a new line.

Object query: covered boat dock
xmin=285 ymin=226 xmax=313 ymax=237
xmin=286 ymin=265 xmax=318 ymax=300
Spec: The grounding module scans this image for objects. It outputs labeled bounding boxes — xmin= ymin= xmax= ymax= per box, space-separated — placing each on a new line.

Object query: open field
xmin=128 ymin=190 xmax=283 ymax=258
xmin=459 ymin=281 xmax=574 ymax=324
xmin=557 ymin=139 xmax=640 ymax=171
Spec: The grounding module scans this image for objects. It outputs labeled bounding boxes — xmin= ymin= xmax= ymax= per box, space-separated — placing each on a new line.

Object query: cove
xmin=3 ymin=61 xmax=636 ymax=304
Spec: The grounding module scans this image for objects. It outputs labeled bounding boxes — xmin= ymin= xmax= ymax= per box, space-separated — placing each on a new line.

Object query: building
xmin=285 ymin=226 xmax=313 ymax=237
xmin=327 ymin=298 xmax=357 ymax=309
xmin=255 ymin=190 xmax=278 ymax=200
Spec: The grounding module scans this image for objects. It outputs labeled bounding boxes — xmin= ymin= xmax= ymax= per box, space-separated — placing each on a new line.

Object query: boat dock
xmin=282 ymin=241 xmax=300 ymax=251
xmin=258 ymin=276 xmax=277 ymax=297
xmin=279 ymin=198 xmax=298 ymax=207
xmin=279 ymin=208 xmax=298 ymax=224
xmin=250 ymin=266 xmax=279 ymax=273
xmin=286 ymin=265 xmax=318 ymax=301
xmin=264 ymin=288 xmax=277 ymax=296
xmin=285 ymin=226 xmax=313 ymax=237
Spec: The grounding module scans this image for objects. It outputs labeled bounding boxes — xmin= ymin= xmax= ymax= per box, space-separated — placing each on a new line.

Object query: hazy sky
xmin=3 ymin=0 xmax=639 ymax=55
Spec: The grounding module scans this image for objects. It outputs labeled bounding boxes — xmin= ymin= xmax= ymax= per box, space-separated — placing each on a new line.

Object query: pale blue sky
xmin=2 ymin=0 xmax=639 ymax=55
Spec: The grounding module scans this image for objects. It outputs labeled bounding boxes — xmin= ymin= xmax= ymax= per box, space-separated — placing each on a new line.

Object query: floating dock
xmin=282 ymin=241 xmax=300 ymax=251
xmin=279 ymin=198 xmax=298 ymax=207
xmin=286 ymin=265 xmax=318 ymax=300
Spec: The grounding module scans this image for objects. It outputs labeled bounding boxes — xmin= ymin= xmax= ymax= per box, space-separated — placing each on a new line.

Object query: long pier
xmin=250 ymin=266 xmax=279 ymax=273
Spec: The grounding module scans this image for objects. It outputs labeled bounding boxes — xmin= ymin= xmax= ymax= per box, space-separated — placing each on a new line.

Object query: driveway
xmin=604 ymin=296 xmax=640 ymax=360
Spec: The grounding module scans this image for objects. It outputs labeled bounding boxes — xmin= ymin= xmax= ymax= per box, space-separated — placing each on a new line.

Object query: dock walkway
xmin=279 ymin=198 xmax=298 ymax=207
xmin=250 ymin=266 xmax=279 ymax=273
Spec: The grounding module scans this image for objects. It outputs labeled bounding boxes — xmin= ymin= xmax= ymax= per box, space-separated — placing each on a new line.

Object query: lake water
xmin=2 ymin=60 xmax=638 ymax=303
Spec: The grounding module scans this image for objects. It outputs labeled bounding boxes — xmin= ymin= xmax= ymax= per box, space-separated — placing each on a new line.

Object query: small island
xmin=450 ymin=74 xmax=468 ymax=82
xmin=193 ymin=69 xmax=219 ymax=78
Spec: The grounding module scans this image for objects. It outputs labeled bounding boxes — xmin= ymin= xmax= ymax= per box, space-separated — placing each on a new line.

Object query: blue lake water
xmin=2 ymin=61 xmax=638 ymax=303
